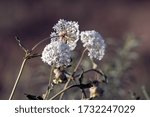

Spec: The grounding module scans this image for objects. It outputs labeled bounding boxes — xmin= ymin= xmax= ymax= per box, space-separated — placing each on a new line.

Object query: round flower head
xmin=41 ymin=41 xmax=71 ymax=68
xmin=51 ymin=19 xmax=79 ymax=50
xmin=80 ymin=30 xmax=105 ymax=60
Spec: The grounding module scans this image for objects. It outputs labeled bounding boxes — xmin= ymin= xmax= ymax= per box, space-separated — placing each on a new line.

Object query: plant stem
xmin=59 ymin=48 xmax=87 ymax=99
xmin=142 ymin=86 xmax=150 ymax=100
xmin=31 ymin=37 xmax=51 ymax=51
xmin=74 ymin=48 xmax=87 ymax=72
xmin=31 ymin=35 xmax=58 ymax=51
xmin=9 ymin=36 xmax=52 ymax=100
xmin=58 ymin=78 xmax=71 ymax=100
xmin=84 ymin=69 xmax=107 ymax=83
xmin=44 ymin=66 xmax=54 ymax=100
xmin=84 ymin=69 xmax=104 ymax=76
xmin=48 ymin=66 xmax=54 ymax=89
xmin=9 ymin=58 xmax=27 ymax=100
xmin=50 ymin=85 xmax=75 ymax=100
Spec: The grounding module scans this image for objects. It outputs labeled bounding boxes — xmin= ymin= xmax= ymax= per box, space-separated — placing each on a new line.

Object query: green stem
xmin=9 ymin=58 xmax=27 ymax=100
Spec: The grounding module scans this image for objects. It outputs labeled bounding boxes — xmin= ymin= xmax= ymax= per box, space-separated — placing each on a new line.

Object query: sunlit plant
xmin=9 ymin=19 xmax=107 ymax=100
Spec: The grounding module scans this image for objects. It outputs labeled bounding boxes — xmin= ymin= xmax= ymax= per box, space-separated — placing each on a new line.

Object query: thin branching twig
xmin=44 ymin=66 xmax=54 ymax=100
xmin=50 ymin=83 xmax=92 ymax=100
xmin=84 ymin=69 xmax=107 ymax=83
xmin=9 ymin=36 xmax=51 ymax=100
xmin=59 ymin=48 xmax=87 ymax=99
xmin=9 ymin=58 xmax=27 ymax=100
xmin=9 ymin=37 xmax=29 ymax=100
xmin=31 ymin=37 xmax=51 ymax=51
xmin=15 ymin=36 xmax=28 ymax=53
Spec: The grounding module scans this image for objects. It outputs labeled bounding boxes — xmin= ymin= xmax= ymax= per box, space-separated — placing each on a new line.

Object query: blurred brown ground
xmin=0 ymin=0 xmax=150 ymax=99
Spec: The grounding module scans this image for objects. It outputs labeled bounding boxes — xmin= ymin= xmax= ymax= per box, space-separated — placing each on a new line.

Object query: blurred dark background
xmin=0 ymin=0 xmax=150 ymax=99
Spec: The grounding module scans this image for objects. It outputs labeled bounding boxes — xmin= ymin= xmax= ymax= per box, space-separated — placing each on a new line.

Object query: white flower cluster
xmin=41 ymin=19 xmax=106 ymax=68
xmin=80 ymin=30 xmax=105 ymax=60
xmin=41 ymin=41 xmax=71 ymax=68
xmin=51 ymin=19 xmax=79 ymax=50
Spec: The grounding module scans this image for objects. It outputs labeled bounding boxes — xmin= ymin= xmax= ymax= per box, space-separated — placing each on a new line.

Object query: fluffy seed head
xmin=41 ymin=41 xmax=71 ymax=68
xmin=80 ymin=30 xmax=105 ymax=60
xmin=51 ymin=19 xmax=79 ymax=50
